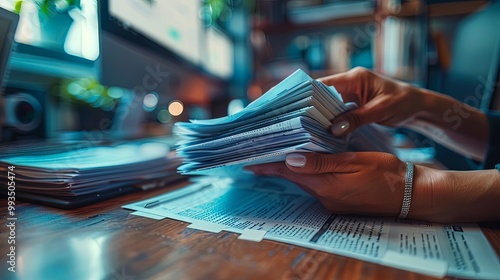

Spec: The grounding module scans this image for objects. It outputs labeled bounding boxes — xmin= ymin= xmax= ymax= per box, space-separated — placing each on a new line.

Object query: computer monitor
xmin=0 ymin=0 xmax=100 ymax=80
xmin=99 ymin=0 xmax=234 ymax=81
xmin=0 ymin=7 xmax=18 ymax=90
xmin=0 ymin=1 xmax=103 ymax=142
xmin=0 ymin=8 xmax=18 ymax=141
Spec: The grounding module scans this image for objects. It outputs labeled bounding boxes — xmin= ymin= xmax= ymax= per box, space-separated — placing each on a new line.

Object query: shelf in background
xmin=253 ymin=0 xmax=488 ymax=34
xmin=428 ymin=0 xmax=488 ymax=17
xmin=383 ymin=1 xmax=424 ymax=17
xmin=379 ymin=0 xmax=486 ymax=18
xmin=251 ymin=0 xmax=490 ymax=93
xmin=253 ymin=14 xmax=375 ymax=34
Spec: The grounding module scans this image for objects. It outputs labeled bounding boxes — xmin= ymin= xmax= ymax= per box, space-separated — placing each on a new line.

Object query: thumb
xmin=285 ymin=153 xmax=360 ymax=174
xmin=331 ymin=97 xmax=391 ymax=136
xmin=330 ymin=107 xmax=369 ymax=136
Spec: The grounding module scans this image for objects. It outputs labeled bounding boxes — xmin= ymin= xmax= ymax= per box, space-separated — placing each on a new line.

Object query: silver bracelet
xmin=398 ymin=162 xmax=414 ymax=219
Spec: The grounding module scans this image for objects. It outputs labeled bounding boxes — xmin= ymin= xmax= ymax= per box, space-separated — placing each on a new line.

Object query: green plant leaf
xmin=40 ymin=1 xmax=50 ymax=15
xmin=14 ymin=1 xmax=23 ymax=14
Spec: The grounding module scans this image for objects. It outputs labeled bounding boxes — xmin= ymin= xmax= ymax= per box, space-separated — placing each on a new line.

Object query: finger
xmin=330 ymin=95 xmax=392 ymax=136
xmin=244 ymin=162 xmax=323 ymax=186
xmin=244 ymin=162 xmax=293 ymax=177
xmin=317 ymin=67 xmax=370 ymax=103
xmin=318 ymin=68 xmax=361 ymax=94
xmin=330 ymin=107 xmax=370 ymax=136
xmin=285 ymin=153 xmax=362 ymax=174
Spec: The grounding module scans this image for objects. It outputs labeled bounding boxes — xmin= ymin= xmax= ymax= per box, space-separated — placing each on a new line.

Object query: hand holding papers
xmin=174 ymin=69 xmax=394 ymax=176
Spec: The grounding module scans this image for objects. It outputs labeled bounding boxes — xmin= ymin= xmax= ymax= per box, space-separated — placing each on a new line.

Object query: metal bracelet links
xmin=398 ymin=162 xmax=414 ymax=219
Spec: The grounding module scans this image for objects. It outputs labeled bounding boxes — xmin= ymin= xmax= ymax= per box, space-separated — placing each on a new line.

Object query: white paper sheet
xmin=123 ymin=177 xmax=500 ymax=279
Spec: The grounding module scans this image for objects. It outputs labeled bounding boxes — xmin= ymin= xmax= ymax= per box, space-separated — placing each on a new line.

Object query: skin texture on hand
xmin=319 ymin=67 xmax=427 ymax=134
xmin=246 ymin=152 xmax=500 ymax=223
xmin=319 ymin=67 xmax=489 ymax=161
xmin=424 ymin=168 xmax=500 ymax=223
xmin=246 ymin=152 xmax=408 ymax=217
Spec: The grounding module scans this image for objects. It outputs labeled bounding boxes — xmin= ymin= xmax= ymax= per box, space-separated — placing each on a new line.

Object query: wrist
xmin=403 ymin=88 xmax=489 ymax=161
xmin=441 ymin=169 xmax=500 ymax=222
xmin=410 ymin=88 xmax=446 ymax=126
xmin=406 ymin=165 xmax=449 ymax=222
xmin=409 ymin=167 xmax=500 ymax=223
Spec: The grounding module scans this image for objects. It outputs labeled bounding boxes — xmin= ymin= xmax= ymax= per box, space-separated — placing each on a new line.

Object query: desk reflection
xmin=16 ymin=230 xmax=111 ymax=280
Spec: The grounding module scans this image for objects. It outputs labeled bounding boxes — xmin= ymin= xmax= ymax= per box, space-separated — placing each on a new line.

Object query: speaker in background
xmin=1 ymin=87 xmax=46 ymax=142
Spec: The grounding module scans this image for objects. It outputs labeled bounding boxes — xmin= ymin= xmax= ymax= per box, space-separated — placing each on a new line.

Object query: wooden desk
xmin=1 ymin=180 xmax=500 ymax=280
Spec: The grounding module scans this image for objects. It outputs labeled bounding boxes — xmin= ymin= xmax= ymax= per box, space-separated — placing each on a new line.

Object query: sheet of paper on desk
xmin=124 ymin=177 xmax=500 ymax=279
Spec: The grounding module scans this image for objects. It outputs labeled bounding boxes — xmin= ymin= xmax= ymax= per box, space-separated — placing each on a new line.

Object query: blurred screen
xmin=109 ymin=0 xmax=202 ymax=65
xmin=202 ymin=27 xmax=234 ymax=80
xmin=0 ymin=8 xmax=17 ymax=90
xmin=0 ymin=0 xmax=99 ymax=61
xmin=106 ymin=0 xmax=233 ymax=80
xmin=0 ymin=17 xmax=9 ymax=52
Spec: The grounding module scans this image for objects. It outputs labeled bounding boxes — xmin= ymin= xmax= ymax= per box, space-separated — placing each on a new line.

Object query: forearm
xmin=409 ymin=165 xmax=500 ymax=223
xmin=403 ymin=89 xmax=489 ymax=161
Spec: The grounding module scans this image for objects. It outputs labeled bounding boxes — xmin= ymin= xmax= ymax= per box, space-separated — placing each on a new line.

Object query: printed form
xmin=123 ymin=177 xmax=500 ymax=279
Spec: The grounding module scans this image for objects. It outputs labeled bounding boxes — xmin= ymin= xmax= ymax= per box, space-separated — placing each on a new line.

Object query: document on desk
xmin=123 ymin=177 xmax=500 ymax=279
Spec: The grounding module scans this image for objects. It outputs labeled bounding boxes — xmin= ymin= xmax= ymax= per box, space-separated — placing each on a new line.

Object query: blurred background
xmin=0 ymin=0 xmax=499 ymax=170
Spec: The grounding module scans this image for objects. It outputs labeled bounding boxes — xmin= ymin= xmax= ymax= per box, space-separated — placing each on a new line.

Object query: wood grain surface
xmin=1 ymin=180 xmax=499 ymax=280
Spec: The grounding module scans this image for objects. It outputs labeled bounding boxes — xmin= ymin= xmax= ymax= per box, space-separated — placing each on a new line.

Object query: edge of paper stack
xmin=174 ymin=69 xmax=395 ymax=177
xmin=0 ymin=139 xmax=183 ymax=197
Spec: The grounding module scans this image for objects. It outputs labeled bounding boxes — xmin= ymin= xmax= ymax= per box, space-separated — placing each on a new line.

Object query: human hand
xmin=318 ymin=67 xmax=427 ymax=136
xmin=245 ymin=152 xmax=411 ymax=217
xmin=246 ymin=152 xmax=500 ymax=222
xmin=320 ymin=67 xmax=489 ymax=162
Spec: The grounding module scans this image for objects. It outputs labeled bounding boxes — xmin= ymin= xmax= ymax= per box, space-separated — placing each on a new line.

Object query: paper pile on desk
xmin=0 ymin=139 xmax=183 ymax=197
xmin=175 ymin=69 xmax=394 ymax=175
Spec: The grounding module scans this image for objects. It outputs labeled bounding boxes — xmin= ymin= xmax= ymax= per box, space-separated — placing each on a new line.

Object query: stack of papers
xmin=175 ymin=69 xmax=394 ymax=176
xmin=0 ymin=139 xmax=183 ymax=198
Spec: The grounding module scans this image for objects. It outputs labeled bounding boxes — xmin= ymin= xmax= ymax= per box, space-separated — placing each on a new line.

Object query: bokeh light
xmin=157 ymin=109 xmax=172 ymax=123
xmin=168 ymin=100 xmax=184 ymax=116
xmin=143 ymin=92 xmax=159 ymax=111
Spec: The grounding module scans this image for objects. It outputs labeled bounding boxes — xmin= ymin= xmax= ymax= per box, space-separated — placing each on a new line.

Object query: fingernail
xmin=331 ymin=120 xmax=350 ymax=136
xmin=286 ymin=153 xmax=306 ymax=168
xmin=344 ymin=102 xmax=358 ymax=111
